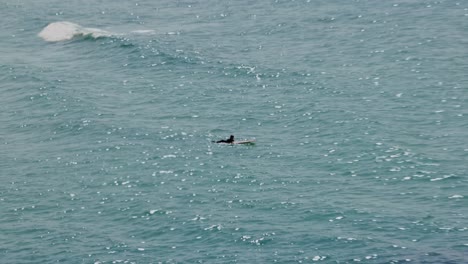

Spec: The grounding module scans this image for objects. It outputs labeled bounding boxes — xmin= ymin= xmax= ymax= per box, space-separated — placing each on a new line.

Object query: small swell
xmin=38 ymin=21 xmax=112 ymax=42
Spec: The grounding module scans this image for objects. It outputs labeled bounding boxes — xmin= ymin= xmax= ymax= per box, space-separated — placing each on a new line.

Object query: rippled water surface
xmin=1 ymin=0 xmax=468 ymax=263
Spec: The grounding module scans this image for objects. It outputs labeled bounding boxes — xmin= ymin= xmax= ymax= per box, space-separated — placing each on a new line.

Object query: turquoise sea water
xmin=1 ymin=0 xmax=468 ymax=263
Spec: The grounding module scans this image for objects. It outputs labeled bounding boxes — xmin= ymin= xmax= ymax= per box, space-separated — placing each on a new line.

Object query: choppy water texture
xmin=1 ymin=0 xmax=468 ymax=263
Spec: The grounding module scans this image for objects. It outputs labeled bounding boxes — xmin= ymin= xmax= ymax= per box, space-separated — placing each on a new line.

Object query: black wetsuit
xmin=216 ymin=135 xmax=234 ymax=143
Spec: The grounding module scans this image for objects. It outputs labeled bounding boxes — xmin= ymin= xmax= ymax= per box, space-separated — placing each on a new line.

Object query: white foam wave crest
xmin=131 ymin=29 xmax=156 ymax=35
xmin=38 ymin=21 xmax=112 ymax=42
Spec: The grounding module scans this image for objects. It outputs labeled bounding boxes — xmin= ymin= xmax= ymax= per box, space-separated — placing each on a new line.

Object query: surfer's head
xmin=229 ymin=135 xmax=234 ymax=141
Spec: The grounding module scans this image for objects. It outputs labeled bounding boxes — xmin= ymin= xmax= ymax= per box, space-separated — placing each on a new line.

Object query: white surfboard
xmin=232 ymin=140 xmax=255 ymax=145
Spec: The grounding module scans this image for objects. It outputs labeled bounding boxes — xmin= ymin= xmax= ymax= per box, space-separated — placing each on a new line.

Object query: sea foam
xmin=38 ymin=21 xmax=111 ymax=42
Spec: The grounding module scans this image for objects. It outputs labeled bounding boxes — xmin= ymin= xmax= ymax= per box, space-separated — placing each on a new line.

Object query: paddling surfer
xmin=215 ymin=135 xmax=234 ymax=144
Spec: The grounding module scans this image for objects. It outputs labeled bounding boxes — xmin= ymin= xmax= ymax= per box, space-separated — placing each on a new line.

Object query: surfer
xmin=215 ymin=135 xmax=234 ymax=144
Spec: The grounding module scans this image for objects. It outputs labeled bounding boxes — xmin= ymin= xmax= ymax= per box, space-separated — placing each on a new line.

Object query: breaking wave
xmin=38 ymin=21 xmax=112 ymax=42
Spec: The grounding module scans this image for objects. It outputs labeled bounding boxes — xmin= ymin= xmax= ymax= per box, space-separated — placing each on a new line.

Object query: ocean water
xmin=1 ymin=0 xmax=468 ymax=263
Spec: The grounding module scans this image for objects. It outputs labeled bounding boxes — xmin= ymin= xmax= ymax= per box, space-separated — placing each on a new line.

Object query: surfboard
xmin=233 ymin=140 xmax=255 ymax=145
